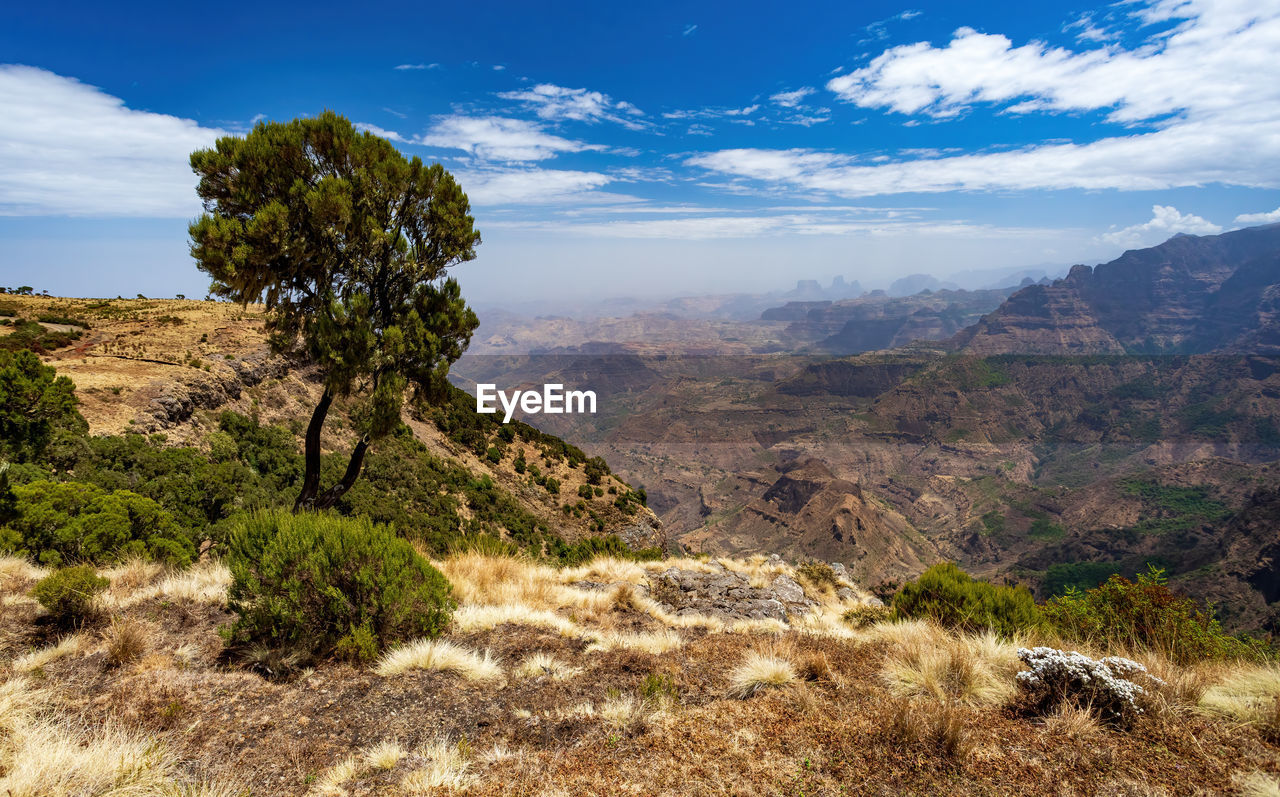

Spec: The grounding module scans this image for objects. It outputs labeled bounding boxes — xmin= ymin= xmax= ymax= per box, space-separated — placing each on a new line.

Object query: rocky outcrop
xmin=142 ymin=349 xmax=293 ymax=430
xmin=647 ymin=561 xmax=816 ymax=621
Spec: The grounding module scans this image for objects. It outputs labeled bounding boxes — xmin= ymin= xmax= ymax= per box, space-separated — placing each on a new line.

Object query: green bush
xmin=1042 ymin=565 xmax=1270 ymax=664
xmin=1 ymin=480 xmax=194 ymax=567
xmin=225 ymin=510 xmax=455 ymax=665
xmin=31 ymin=564 xmax=109 ymax=625
xmin=891 ymin=562 xmax=1041 ymax=637
xmin=0 ymin=349 xmax=86 ymax=463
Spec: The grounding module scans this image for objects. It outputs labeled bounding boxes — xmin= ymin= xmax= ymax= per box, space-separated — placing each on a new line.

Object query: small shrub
xmin=31 ymin=565 xmax=109 ymax=625
xmin=891 ymin=563 xmax=1040 ymax=637
xmin=1016 ymin=646 xmax=1162 ymax=727
xmin=796 ymin=560 xmax=840 ymax=589
xmin=225 ymin=510 xmax=455 ymax=665
xmin=842 ymin=603 xmax=890 ymax=628
xmin=1042 ymin=565 xmax=1269 ymax=664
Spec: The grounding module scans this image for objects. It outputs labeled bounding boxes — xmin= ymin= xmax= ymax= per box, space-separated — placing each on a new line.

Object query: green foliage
xmin=2 ymin=480 xmax=194 ymax=567
xmin=891 ymin=562 xmax=1041 ymax=637
xmin=841 ymin=603 xmax=890 ymax=628
xmin=1042 ymin=565 xmax=1269 ymax=664
xmin=584 ymin=456 xmax=610 ymax=485
xmin=1028 ymin=515 xmax=1066 ymax=540
xmin=578 ymin=484 xmax=596 ymax=500
xmin=1119 ymin=479 xmax=1229 ymax=534
xmin=0 ymin=319 xmax=83 ymax=354
xmin=31 ymin=564 xmax=109 ymax=625
xmin=35 ymin=313 xmax=90 ymax=329
xmin=1042 ymin=561 xmax=1123 ymax=597
xmin=0 ymin=349 xmax=86 ymax=463
xmin=225 ymin=510 xmax=454 ymax=663
xmin=546 ymin=534 xmax=662 ymax=568
xmin=190 ymin=113 xmax=480 ymax=441
xmin=980 ymin=510 xmax=1005 ymax=535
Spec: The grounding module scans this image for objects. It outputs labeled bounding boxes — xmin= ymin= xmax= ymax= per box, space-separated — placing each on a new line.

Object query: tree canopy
xmin=188 ymin=112 xmax=480 ymax=509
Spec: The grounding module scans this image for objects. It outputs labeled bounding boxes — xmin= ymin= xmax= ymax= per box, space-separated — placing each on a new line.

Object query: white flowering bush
xmin=1016 ymin=647 xmax=1164 ymax=726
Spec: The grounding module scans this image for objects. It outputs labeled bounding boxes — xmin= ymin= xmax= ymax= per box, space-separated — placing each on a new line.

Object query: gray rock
xmin=769 ymin=575 xmax=807 ymax=605
xmin=836 ymin=587 xmax=856 ymax=602
xmin=830 ymin=562 xmax=851 ymax=582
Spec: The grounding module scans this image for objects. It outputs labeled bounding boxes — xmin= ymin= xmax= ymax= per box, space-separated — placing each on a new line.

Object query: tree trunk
xmin=293 ymin=387 xmax=333 ymax=512
xmin=314 ymin=436 xmax=370 ymax=510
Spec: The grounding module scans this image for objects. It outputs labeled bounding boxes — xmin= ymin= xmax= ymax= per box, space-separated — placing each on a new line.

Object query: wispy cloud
xmin=394 ymin=63 xmax=439 ymax=71
xmin=0 ymin=65 xmax=222 ymax=216
xmin=497 ymin=83 xmax=645 ymax=129
xmin=416 ymin=115 xmax=604 ymax=161
xmin=769 ymin=87 xmax=815 ymax=108
xmin=861 ymin=9 xmax=922 ymax=43
xmin=682 ymin=23 xmax=698 ymax=37
xmin=455 ymin=167 xmax=624 ymax=205
xmin=1100 ymin=204 xmax=1221 ymax=249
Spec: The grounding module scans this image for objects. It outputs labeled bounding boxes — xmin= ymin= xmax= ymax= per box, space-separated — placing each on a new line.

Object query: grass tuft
xmin=375 ymin=639 xmax=503 ymax=681
xmin=728 ymin=650 xmax=796 ymax=699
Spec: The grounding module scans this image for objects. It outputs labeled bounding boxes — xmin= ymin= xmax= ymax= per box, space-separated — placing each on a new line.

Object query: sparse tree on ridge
xmin=188 ymin=111 xmax=481 ymax=511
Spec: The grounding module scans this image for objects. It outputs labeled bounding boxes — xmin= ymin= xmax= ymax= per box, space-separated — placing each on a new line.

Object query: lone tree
xmin=189 ymin=112 xmax=480 ymax=511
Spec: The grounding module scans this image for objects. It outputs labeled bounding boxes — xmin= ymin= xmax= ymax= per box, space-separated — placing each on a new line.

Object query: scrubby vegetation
xmin=1043 ymin=565 xmax=1269 ymax=664
xmin=30 ymin=564 xmax=108 ymax=626
xmin=225 ymin=510 xmax=455 ymax=668
xmin=890 ymin=562 xmax=1041 ymax=637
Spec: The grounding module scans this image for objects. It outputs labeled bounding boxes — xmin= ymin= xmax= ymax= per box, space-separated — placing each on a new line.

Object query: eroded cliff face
xmin=957 ymin=224 xmax=1280 ymax=356
xmin=679 ymin=459 xmax=938 ymax=583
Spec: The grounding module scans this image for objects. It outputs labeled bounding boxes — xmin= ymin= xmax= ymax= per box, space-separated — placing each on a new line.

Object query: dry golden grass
xmin=103 ymin=615 xmax=150 ymax=668
xmin=0 ymin=556 xmax=46 ymax=591
xmin=0 ymin=676 xmax=242 ymax=796
xmin=364 ymin=740 xmax=407 ymax=770
xmin=1200 ymin=663 xmax=1280 ymax=732
xmin=450 ymin=603 xmax=581 ymax=637
xmin=878 ymin=622 xmax=1019 ymax=707
xmin=375 ymin=639 xmax=503 ymax=681
xmin=399 ymin=737 xmax=472 ymax=793
xmin=514 ymin=651 xmax=581 ymax=681
xmin=109 ymin=558 xmax=232 ymax=608
xmin=1042 ymin=702 xmax=1103 ymax=740
xmin=12 ymin=634 xmax=84 ymax=674
xmin=1236 ymin=771 xmax=1280 ymax=797
xmin=559 ymin=556 xmax=647 ymax=585
xmin=728 ymin=648 xmax=797 ymax=699
xmin=584 ymin=629 xmax=684 ymax=655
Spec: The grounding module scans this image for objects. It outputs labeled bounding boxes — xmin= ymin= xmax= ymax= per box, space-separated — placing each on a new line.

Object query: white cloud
xmin=1100 ymin=204 xmax=1222 ymax=249
xmin=770 ymin=87 xmax=815 ymax=108
xmin=1234 ymin=207 xmax=1280 ymax=225
xmin=455 ymin=167 xmax=620 ymax=205
xmin=497 ymin=83 xmax=645 ymax=129
xmin=416 ymin=116 xmax=604 ymax=161
xmin=683 ymin=24 xmax=698 ymax=37
xmin=354 ymin=122 xmax=407 ymax=143
xmin=828 ymin=1 xmax=1279 ymax=124
xmin=0 ymin=64 xmax=223 ymax=217
xmin=395 ymin=63 xmax=439 ymax=70
xmin=689 ymin=1 xmax=1280 ymax=197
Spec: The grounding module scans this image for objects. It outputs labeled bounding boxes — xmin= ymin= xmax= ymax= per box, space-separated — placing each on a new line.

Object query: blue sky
xmin=2 ymin=0 xmax=1279 ymax=306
